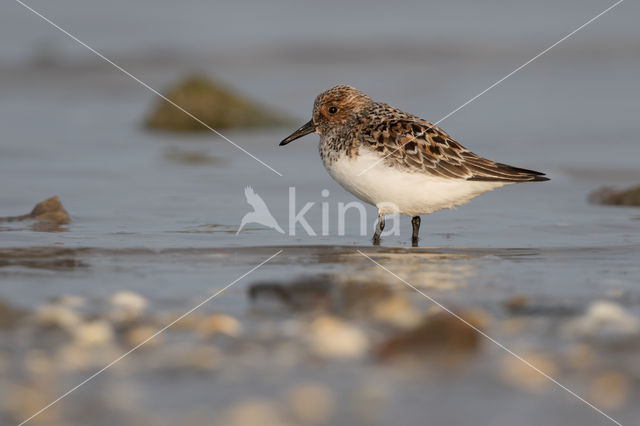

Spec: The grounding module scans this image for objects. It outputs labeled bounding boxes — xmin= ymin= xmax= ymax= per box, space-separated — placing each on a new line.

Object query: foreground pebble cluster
xmin=1 ymin=274 xmax=639 ymax=425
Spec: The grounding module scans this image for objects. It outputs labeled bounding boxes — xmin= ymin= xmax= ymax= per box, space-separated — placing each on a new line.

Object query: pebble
xmin=6 ymin=383 xmax=61 ymax=425
xmin=153 ymin=344 xmax=222 ymax=372
xmin=124 ymin=324 xmax=162 ymax=347
xmin=72 ymin=319 xmax=114 ymax=347
xmin=590 ymin=371 xmax=630 ymax=410
xmin=109 ymin=291 xmax=148 ymax=323
xmin=372 ymin=295 xmax=421 ymax=328
xmin=197 ymin=314 xmax=242 ymax=337
xmin=565 ymin=300 xmax=639 ymax=339
xmin=376 ymin=310 xmax=487 ymax=362
xmin=34 ymin=304 xmax=82 ymax=332
xmin=307 ymin=315 xmax=368 ymax=359
xmin=499 ymin=351 xmax=558 ymax=393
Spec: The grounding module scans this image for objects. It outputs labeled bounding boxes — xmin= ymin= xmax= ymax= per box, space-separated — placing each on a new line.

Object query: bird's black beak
xmin=280 ymin=120 xmax=316 ymax=146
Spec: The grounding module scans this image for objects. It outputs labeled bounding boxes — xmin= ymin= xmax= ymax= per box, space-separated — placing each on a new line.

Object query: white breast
xmin=323 ymin=149 xmax=510 ymax=217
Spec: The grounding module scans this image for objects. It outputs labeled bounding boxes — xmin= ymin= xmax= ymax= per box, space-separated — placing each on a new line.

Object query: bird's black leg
xmin=373 ymin=212 xmax=385 ymax=245
xmin=411 ymin=216 xmax=421 ymax=246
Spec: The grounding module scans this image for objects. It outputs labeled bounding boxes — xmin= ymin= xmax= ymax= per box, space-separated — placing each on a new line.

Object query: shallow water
xmin=1 ymin=0 xmax=640 ymax=425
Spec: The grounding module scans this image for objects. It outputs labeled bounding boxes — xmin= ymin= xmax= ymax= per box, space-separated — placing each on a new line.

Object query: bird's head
xmin=280 ymin=85 xmax=372 ymax=146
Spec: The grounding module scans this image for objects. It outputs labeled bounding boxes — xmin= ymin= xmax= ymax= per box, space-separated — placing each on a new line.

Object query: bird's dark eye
xmin=328 ymin=106 xmax=338 ymax=114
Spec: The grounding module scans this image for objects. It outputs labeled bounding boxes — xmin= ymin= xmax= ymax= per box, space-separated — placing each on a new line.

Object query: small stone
xmin=34 ymin=304 xmax=82 ymax=332
xmin=285 ymin=382 xmax=335 ymax=425
xmin=590 ymin=371 xmax=630 ymax=410
xmin=565 ymin=300 xmax=639 ymax=340
xmin=164 ymin=312 xmax=204 ymax=330
xmin=0 ymin=196 xmax=69 ymax=226
xmin=109 ymin=291 xmax=148 ymax=322
xmin=589 ymin=185 xmax=640 ymax=207
xmin=197 ymin=314 xmax=242 ymax=338
xmin=124 ymin=324 xmax=161 ymax=347
xmin=6 ymin=383 xmax=61 ymax=425
xmin=504 ymin=296 xmax=528 ymax=312
xmin=372 ymin=294 xmax=421 ymax=328
xmin=72 ymin=319 xmax=114 ymax=347
xmin=307 ymin=315 xmax=368 ymax=359
xmin=154 ymin=344 xmax=222 ymax=372
xmin=377 ymin=310 xmax=488 ymax=363
xmin=500 ymin=351 xmax=558 ymax=393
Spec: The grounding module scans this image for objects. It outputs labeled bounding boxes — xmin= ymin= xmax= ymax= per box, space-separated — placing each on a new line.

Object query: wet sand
xmin=1 ymin=243 xmax=639 ymax=425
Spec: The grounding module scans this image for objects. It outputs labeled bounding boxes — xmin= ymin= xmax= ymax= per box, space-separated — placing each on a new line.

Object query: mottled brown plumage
xmin=313 ymin=85 xmax=548 ymax=182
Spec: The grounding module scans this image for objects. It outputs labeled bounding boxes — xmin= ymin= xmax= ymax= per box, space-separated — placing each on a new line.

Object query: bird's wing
xmin=244 ymin=186 xmax=270 ymax=211
xmin=358 ymin=118 xmax=548 ymax=182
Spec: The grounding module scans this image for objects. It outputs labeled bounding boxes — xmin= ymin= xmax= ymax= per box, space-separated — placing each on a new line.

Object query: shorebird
xmin=280 ymin=85 xmax=548 ymax=245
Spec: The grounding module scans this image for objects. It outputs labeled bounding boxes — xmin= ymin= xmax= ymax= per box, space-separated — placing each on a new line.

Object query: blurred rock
xmin=198 ymin=314 xmax=242 ymax=338
xmin=504 ymin=295 xmax=528 ymax=312
xmin=249 ymin=277 xmax=331 ymax=313
xmin=376 ymin=310 xmax=487 ymax=363
xmin=565 ymin=300 xmax=640 ymax=341
xmin=284 ymin=382 xmax=335 ymax=425
xmin=503 ymin=295 xmax=578 ymax=316
xmin=6 ymin=382 xmax=61 ymax=426
xmin=0 ymin=196 xmax=70 ymax=231
xmin=249 ymin=276 xmax=417 ymax=326
xmin=109 ymin=291 xmax=148 ymax=323
xmin=589 ymin=185 xmax=640 ymax=207
xmin=123 ymin=324 xmax=161 ymax=348
xmin=307 ymin=315 xmax=368 ymax=359
xmin=590 ymin=371 xmax=630 ymax=410
xmin=28 ymin=196 xmax=70 ymax=223
xmin=72 ymin=319 xmax=114 ymax=347
xmin=34 ymin=303 xmax=82 ymax=332
xmin=145 ymin=75 xmax=291 ymax=132
xmin=152 ymin=344 xmax=222 ymax=372
xmin=370 ymin=293 xmax=421 ymax=328
xmin=500 ymin=351 xmax=558 ymax=393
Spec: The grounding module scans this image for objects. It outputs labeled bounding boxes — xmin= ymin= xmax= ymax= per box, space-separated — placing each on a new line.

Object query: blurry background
xmin=1 ymin=1 xmax=639 ymax=425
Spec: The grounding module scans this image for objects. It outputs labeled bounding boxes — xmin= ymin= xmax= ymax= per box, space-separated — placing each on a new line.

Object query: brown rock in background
xmin=589 ymin=185 xmax=640 ymax=207
xmin=0 ymin=196 xmax=70 ymax=226
xmin=145 ymin=75 xmax=292 ymax=132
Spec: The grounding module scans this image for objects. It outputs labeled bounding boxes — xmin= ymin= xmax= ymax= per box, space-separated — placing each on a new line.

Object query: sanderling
xmin=280 ymin=85 xmax=548 ymax=245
